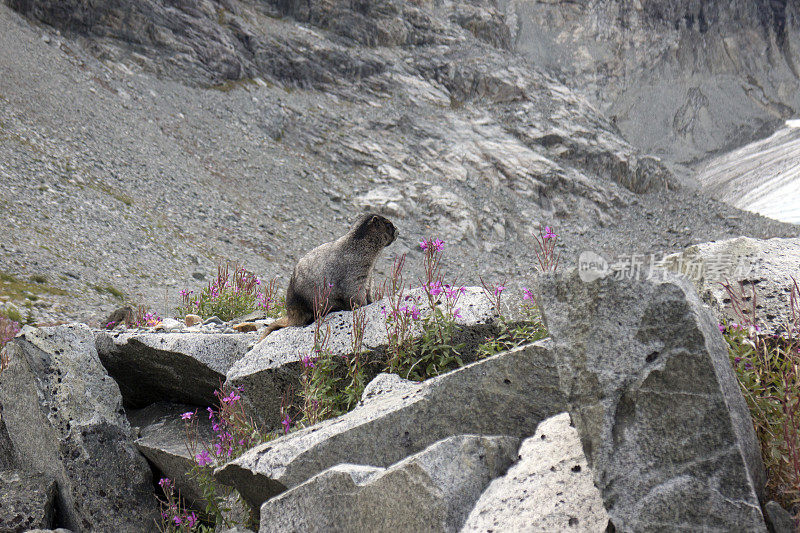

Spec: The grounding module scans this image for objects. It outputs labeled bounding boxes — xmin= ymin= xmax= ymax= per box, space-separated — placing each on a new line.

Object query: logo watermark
xmin=578 ymin=251 xmax=754 ymax=283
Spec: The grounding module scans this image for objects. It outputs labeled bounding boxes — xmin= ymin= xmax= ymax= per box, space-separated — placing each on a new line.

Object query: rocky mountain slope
xmin=507 ymin=0 xmax=800 ymax=169
xmin=0 ymin=0 xmax=797 ymax=324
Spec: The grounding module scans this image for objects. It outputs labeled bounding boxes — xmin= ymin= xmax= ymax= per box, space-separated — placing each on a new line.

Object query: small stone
xmin=157 ymin=317 xmax=184 ymax=332
xmin=764 ymin=501 xmax=795 ymax=533
xmin=204 ymin=316 xmax=223 ymax=325
xmin=232 ymin=322 xmax=258 ymax=333
xmin=184 ymin=314 xmax=202 ymax=327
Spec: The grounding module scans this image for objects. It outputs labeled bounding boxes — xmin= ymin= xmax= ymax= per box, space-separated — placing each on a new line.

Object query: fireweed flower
xmin=282 ymin=415 xmax=292 ymax=434
xmin=207 ymin=407 xmax=215 ymax=419
xmin=543 ymin=226 xmax=556 ymax=240
xmin=196 ymin=450 xmax=212 ymax=466
xmin=186 ymin=513 xmax=198 ymax=528
xmin=453 ymin=308 xmax=462 ymax=319
xmin=409 ymin=305 xmax=421 ymax=321
xmin=302 ymin=355 xmax=315 ymax=368
xmin=158 ymin=477 xmax=171 ymax=489
xmin=432 ymin=239 xmax=445 ymax=252
xmin=420 ymin=239 xmax=429 ymax=250
xmin=428 ymin=281 xmax=443 ymax=296
xmin=718 ymin=324 xmax=725 ymax=332
xmin=493 ymin=285 xmax=505 ymax=297
xmin=173 ymin=516 xmax=182 ymax=526
xmin=221 ymin=391 xmax=240 ymax=404
xmin=522 ymin=288 xmax=534 ymax=300
xmin=181 ymin=411 xmax=194 ymax=420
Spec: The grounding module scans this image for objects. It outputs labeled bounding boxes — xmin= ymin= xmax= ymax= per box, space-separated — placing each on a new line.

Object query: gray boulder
xmin=129 ymin=402 xmax=215 ymax=507
xmin=535 ymin=270 xmax=768 ymax=531
xmin=0 ymin=469 xmax=57 ymax=532
xmin=662 ymin=236 xmax=800 ymax=334
xmin=216 ymin=341 xmax=564 ymax=510
xmin=95 ymin=331 xmax=253 ymax=407
xmin=225 ymin=287 xmax=497 ymax=428
xmin=0 ymin=324 xmax=159 ymax=532
xmin=461 ymin=413 xmax=609 ymax=532
xmin=259 ymin=434 xmax=519 ymax=533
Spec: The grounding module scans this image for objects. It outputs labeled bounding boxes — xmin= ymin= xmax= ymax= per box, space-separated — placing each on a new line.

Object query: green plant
xmin=292 ymin=282 xmax=372 ymax=427
xmin=93 ymin=284 xmax=125 ymax=301
xmin=178 ymin=263 xmax=282 ymax=322
xmin=0 ymin=314 xmax=20 ymax=377
xmin=163 ymin=386 xmax=273 ymax=531
xmin=477 ymin=285 xmax=547 ymax=359
xmin=721 ymin=279 xmax=799 ymax=524
xmin=383 ymin=238 xmax=466 ymax=381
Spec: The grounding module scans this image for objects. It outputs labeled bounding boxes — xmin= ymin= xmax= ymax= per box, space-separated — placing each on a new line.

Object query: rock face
xmin=536 ymin=270 xmax=768 ymax=531
xmin=216 ymin=341 xmax=564 ymax=510
xmin=0 ymin=405 xmax=18 ymax=470
xmin=663 ymin=236 xmax=800 ymax=334
xmin=0 ymin=470 xmax=57 ymax=532
xmin=508 ymin=0 xmax=800 ymax=166
xmin=95 ymin=331 xmax=253 ymax=407
xmin=225 ymin=287 xmax=496 ymax=428
xmin=462 ymin=413 xmax=609 ymax=533
xmin=259 ymin=435 xmax=520 ymax=533
xmin=0 ymin=324 xmax=159 ymax=532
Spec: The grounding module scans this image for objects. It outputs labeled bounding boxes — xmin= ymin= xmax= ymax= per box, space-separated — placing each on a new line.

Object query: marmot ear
xmin=370 ymin=215 xmax=379 ymax=224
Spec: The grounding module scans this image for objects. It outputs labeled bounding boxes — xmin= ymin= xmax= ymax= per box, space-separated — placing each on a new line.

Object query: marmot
xmin=103 ymin=306 xmax=134 ymax=329
xmin=260 ymin=213 xmax=397 ymax=338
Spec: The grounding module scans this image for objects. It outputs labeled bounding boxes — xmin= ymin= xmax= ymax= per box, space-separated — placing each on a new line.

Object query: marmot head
xmin=350 ymin=213 xmax=397 ymax=248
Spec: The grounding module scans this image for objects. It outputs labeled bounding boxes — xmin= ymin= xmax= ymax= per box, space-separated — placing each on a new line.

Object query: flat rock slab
xmin=216 ymin=341 xmax=564 ymax=510
xmin=226 ymin=287 xmax=496 ymax=428
xmin=0 ymin=324 xmax=159 ymax=532
xmin=536 ymin=270 xmax=768 ymax=531
xmin=95 ymin=331 xmax=254 ymax=407
xmin=462 ymin=413 xmax=609 ymax=532
xmin=662 ymin=236 xmax=800 ymax=334
xmin=259 ymin=435 xmax=520 ymax=533
xmin=0 ymin=469 xmax=57 ymax=532
xmin=130 ymin=402 xmax=216 ymax=507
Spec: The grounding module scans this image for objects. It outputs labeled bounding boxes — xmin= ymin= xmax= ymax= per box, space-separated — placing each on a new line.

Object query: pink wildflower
xmin=196 ymin=450 xmax=212 ymax=467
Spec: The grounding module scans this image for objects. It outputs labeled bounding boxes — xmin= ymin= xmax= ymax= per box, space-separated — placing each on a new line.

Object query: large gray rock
xmin=461 ymin=413 xmax=609 ymax=533
xmin=536 ymin=270 xmax=768 ymax=531
xmin=662 ymin=236 xmax=800 ymax=334
xmin=95 ymin=331 xmax=253 ymax=407
xmin=225 ymin=287 xmax=497 ymax=428
xmin=216 ymin=341 xmax=564 ymax=510
xmin=259 ymin=434 xmax=519 ymax=533
xmin=129 ymin=402 xmax=215 ymax=507
xmin=0 ymin=324 xmax=159 ymax=532
xmin=0 ymin=469 xmax=57 ymax=532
